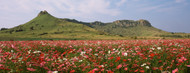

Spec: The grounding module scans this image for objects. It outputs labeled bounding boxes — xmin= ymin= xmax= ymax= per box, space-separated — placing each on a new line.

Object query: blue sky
xmin=0 ymin=0 xmax=190 ymax=33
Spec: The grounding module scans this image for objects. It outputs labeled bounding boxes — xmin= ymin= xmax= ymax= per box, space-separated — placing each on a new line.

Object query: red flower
xmin=134 ymin=69 xmax=138 ymax=72
xmin=61 ymin=52 xmax=67 ymax=56
xmin=115 ymin=57 xmax=121 ymax=62
xmin=123 ymin=59 xmax=127 ymax=62
xmin=70 ymin=70 xmax=75 ymax=73
xmin=150 ymin=53 xmax=155 ymax=57
xmin=108 ymin=70 xmax=114 ymax=73
xmin=140 ymin=70 xmax=145 ymax=73
xmin=108 ymin=57 xmax=114 ymax=60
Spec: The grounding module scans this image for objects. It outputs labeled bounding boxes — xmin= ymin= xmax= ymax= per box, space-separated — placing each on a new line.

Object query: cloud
xmin=137 ymin=1 xmax=187 ymax=13
xmin=0 ymin=0 xmax=120 ymax=16
xmin=116 ymin=0 xmax=126 ymax=6
xmin=175 ymin=0 xmax=185 ymax=3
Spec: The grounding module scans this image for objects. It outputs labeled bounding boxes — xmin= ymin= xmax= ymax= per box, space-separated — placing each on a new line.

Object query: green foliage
xmin=0 ymin=28 xmax=8 ymax=31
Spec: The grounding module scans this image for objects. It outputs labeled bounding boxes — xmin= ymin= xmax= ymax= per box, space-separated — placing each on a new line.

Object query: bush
xmin=39 ymin=32 xmax=48 ymax=35
xmin=0 ymin=28 xmax=8 ymax=31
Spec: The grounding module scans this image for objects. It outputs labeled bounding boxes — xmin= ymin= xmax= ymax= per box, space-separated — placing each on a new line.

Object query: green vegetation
xmin=0 ymin=10 xmax=189 ymax=41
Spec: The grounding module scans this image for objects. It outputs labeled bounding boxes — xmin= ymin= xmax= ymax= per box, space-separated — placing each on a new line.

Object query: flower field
xmin=0 ymin=39 xmax=190 ymax=73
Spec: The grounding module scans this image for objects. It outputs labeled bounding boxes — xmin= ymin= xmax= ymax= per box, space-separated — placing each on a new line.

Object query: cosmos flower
xmin=172 ymin=68 xmax=178 ymax=73
xmin=116 ymin=64 xmax=122 ymax=69
xmin=122 ymin=52 xmax=128 ymax=56
xmin=145 ymin=66 xmax=150 ymax=69
xmin=27 ymin=68 xmax=36 ymax=71
xmin=157 ymin=47 xmax=161 ymax=50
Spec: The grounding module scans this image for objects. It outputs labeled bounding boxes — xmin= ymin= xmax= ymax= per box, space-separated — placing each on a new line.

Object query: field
xmin=0 ymin=39 xmax=190 ymax=73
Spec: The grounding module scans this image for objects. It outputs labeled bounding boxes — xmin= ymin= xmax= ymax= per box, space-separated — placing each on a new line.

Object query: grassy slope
xmin=0 ymin=12 xmax=125 ymax=40
xmin=89 ymin=22 xmax=169 ymax=37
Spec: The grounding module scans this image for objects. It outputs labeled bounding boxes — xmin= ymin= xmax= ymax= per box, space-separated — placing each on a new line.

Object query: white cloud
xmin=137 ymin=1 xmax=186 ymax=13
xmin=116 ymin=0 xmax=126 ymax=6
xmin=175 ymin=0 xmax=185 ymax=3
xmin=0 ymin=0 xmax=120 ymax=16
xmin=0 ymin=0 xmax=123 ymax=28
xmin=138 ymin=4 xmax=169 ymax=12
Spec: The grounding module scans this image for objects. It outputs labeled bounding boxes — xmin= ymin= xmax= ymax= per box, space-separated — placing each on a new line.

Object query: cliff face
xmin=37 ymin=10 xmax=51 ymax=16
xmin=113 ymin=19 xmax=151 ymax=27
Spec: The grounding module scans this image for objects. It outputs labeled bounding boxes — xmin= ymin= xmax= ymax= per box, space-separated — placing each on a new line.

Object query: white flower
xmin=79 ymin=60 xmax=83 ymax=62
xmin=52 ymin=71 xmax=58 ymax=73
xmin=28 ymin=50 xmax=31 ymax=54
xmin=83 ymin=55 xmax=87 ymax=58
xmin=33 ymin=50 xmax=41 ymax=53
xmin=63 ymin=58 xmax=67 ymax=61
xmin=9 ymin=57 xmax=12 ymax=60
xmin=11 ymin=50 xmax=14 ymax=53
xmin=0 ymin=44 xmax=4 ymax=47
xmin=105 ymin=64 xmax=108 ymax=66
xmin=29 ymin=64 xmax=31 ymax=67
xmin=80 ymin=51 xmax=86 ymax=55
xmin=58 ymin=58 xmax=63 ymax=62
xmin=123 ymin=52 xmax=128 ymax=56
xmin=18 ymin=57 xmax=23 ymax=62
xmin=141 ymin=63 xmax=146 ymax=67
xmin=100 ymin=65 xmax=104 ymax=67
xmin=150 ymin=47 xmax=155 ymax=50
xmin=108 ymin=50 xmax=111 ymax=54
xmin=117 ymin=51 xmax=120 ymax=55
xmin=145 ymin=66 xmax=150 ymax=69
xmin=94 ymin=53 xmax=98 ymax=56
xmin=157 ymin=47 xmax=161 ymax=50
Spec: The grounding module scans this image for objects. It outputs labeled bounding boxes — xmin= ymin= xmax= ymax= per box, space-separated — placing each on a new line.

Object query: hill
xmin=0 ymin=11 xmax=125 ymax=40
xmin=0 ymin=10 xmax=189 ymax=40
xmin=85 ymin=20 xmax=168 ymax=37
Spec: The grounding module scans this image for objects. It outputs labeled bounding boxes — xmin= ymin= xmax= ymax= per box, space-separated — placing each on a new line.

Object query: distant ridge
xmin=1 ymin=10 xmax=188 ymax=40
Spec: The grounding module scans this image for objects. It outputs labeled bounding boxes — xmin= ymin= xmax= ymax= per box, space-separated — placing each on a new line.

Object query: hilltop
xmin=0 ymin=10 xmax=189 ymax=40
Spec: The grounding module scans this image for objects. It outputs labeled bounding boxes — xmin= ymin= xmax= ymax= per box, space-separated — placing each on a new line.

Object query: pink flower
xmin=27 ymin=68 xmax=36 ymax=71
xmin=178 ymin=59 xmax=183 ymax=63
xmin=0 ymin=64 xmax=4 ymax=67
xmin=187 ymin=65 xmax=190 ymax=67
xmin=181 ymin=56 xmax=187 ymax=61
xmin=93 ymin=68 xmax=99 ymax=71
xmin=172 ymin=68 xmax=178 ymax=73
xmin=116 ymin=64 xmax=122 ymax=69
xmin=124 ymin=68 xmax=128 ymax=71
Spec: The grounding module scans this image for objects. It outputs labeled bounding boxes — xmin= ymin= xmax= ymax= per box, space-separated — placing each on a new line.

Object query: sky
xmin=0 ymin=0 xmax=190 ymax=33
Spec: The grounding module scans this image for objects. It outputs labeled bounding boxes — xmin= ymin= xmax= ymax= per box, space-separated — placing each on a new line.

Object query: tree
xmin=0 ymin=28 xmax=8 ymax=31
xmin=30 ymin=26 xmax=34 ymax=30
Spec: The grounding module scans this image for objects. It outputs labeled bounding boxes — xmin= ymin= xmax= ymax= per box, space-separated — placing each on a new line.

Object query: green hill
xmin=0 ymin=11 xmax=124 ymax=40
xmin=85 ymin=20 xmax=168 ymax=37
xmin=0 ymin=10 xmax=188 ymax=40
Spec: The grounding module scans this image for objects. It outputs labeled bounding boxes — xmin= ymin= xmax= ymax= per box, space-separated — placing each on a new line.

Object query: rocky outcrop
xmin=113 ymin=19 xmax=151 ymax=27
xmin=38 ymin=10 xmax=50 ymax=16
